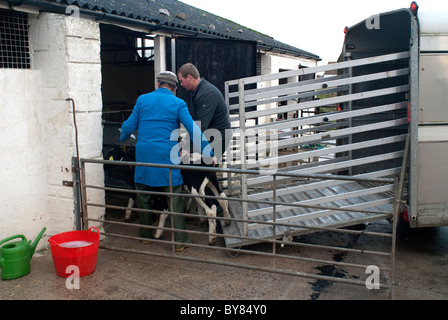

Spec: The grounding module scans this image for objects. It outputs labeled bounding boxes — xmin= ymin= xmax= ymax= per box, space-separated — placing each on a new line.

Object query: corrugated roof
xmin=42 ymin=0 xmax=320 ymax=60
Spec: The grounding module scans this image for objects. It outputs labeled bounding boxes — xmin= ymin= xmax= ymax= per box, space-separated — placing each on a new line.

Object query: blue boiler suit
xmin=120 ymin=87 xmax=213 ymax=186
xmin=120 ymin=87 xmax=213 ymax=243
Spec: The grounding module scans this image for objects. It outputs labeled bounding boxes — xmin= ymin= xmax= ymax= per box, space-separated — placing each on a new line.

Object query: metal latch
xmin=62 ymin=180 xmax=74 ymax=187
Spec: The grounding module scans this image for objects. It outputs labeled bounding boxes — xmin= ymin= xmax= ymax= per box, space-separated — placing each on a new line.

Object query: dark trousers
xmin=135 ymin=183 xmax=190 ymax=243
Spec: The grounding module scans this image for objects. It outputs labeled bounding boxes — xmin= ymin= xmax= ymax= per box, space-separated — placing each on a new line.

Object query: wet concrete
xmin=317 ymin=222 xmax=448 ymax=299
xmin=1 ymin=220 xmax=447 ymax=301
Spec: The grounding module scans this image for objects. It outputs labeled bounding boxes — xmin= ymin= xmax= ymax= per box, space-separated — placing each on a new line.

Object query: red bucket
xmin=48 ymin=227 xmax=100 ymax=278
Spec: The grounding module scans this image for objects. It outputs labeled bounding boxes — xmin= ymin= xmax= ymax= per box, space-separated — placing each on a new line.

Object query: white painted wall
xmin=0 ymin=69 xmax=48 ymax=244
xmin=262 ymin=52 xmax=318 ymax=74
xmin=0 ymin=12 xmax=104 ymax=249
xmin=258 ymin=52 xmax=318 ymax=124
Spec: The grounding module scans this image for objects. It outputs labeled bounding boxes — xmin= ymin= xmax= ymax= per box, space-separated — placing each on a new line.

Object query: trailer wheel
xmin=227 ymin=247 xmax=241 ymax=258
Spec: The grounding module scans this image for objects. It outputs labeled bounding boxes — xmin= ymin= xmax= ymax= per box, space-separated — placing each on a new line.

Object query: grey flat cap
xmin=156 ymin=71 xmax=178 ymax=86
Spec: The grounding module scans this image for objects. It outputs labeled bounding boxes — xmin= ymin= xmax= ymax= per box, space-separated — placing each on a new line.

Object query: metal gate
xmin=78 ymin=51 xmax=408 ymax=294
xmin=80 ymin=159 xmax=400 ymax=294
xmin=222 ymin=51 xmax=409 ymax=248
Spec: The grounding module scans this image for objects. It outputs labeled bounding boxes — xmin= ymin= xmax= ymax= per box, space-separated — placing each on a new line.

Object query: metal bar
xmin=87 ymin=197 xmax=392 ymax=237
xmin=272 ymin=175 xmax=277 ymax=255
xmin=248 ymin=168 xmax=401 ymax=200
xmin=390 ymin=178 xmax=400 ymax=296
xmin=228 ymin=86 xmax=348 ymax=115
xmin=248 ymin=134 xmax=407 ymax=166
xmin=227 ymin=73 xmax=350 ymax=100
xmin=98 ymin=228 xmax=392 ymax=264
xmin=226 ymin=51 xmax=410 ymax=86
xmin=276 ymin=151 xmax=403 ymax=175
xmin=100 ymin=244 xmax=390 ymax=288
xmin=244 ymin=119 xmax=408 ymax=171
xmin=87 ymin=175 xmax=396 ymax=237
xmin=247 ymin=198 xmax=393 ymax=231
xmin=238 ymin=78 xmax=249 ymax=237
xmin=89 ymin=192 xmax=393 ymax=223
xmin=228 ymin=85 xmax=402 ymax=121
xmin=72 ymin=157 xmax=82 ymax=231
xmin=250 ymin=102 xmax=407 ymax=132
xmin=243 ymin=120 xmax=404 ymax=158
xmin=169 ymin=168 xmax=175 ymax=252
xmin=244 ymin=68 xmax=409 ymax=101
xmin=246 ymin=150 xmax=404 ymax=185
xmin=82 ymin=158 xmax=396 ymax=184
xmin=244 ymin=85 xmax=409 ymax=119
xmin=408 ymin=19 xmax=420 ymax=228
xmin=224 ymin=81 xmax=233 ymax=195
xmin=248 ymin=184 xmax=395 ymax=217
xmin=170 ymin=38 xmax=176 ymax=73
xmin=274 ymin=118 xmax=407 ymax=154
xmin=80 ymin=158 xmax=88 ymax=230
xmin=347 ymin=55 xmax=354 ymax=175
xmin=397 ymin=133 xmax=410 ymax=208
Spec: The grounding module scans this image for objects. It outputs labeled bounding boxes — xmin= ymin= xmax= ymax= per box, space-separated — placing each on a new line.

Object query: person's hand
xmin=212 ymin=156 xmax=218 ymax=167
xmin=180 ymin=148 xmax=189 ymax=158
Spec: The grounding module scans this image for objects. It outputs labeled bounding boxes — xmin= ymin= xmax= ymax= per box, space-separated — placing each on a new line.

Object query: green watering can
xmin=0 ymin=227 xmax=46 ymax=280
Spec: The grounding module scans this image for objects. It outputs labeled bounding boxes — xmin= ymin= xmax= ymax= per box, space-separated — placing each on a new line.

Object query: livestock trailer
xmin=341 ymin=2 xmax=448 ymax=228
xmin=222 ymin=2 xmax=448 ymax=247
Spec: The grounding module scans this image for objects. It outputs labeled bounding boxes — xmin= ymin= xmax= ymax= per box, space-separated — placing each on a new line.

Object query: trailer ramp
xmin=221 ymin=52 xmax=409 ymax=248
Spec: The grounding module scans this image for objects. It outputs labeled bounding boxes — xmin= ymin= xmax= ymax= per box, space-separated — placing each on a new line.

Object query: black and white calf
xmin=107 ymin=146 xmax=231 ymax=246
xmin=104 ymin=145 xmax=136 ymax=221
xmin=154 ymin=154 xmax=231 ymax=246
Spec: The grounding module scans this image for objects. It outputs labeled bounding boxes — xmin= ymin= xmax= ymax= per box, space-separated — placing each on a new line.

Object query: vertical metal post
xmin=390 ymin=178 xmax=399 ymax=299
xmin=224 ymin=81 xmax=233 ymax=196
xmin=408 ymin=21 xmax=420 ymax=228
xmin=272 ymin=175 xmax=277 ymax=256
xmin=169 ymin=168 xmax=175 ymax=252
xmin=72 ymin=157 xmax=82 ymax=231
xmin=170 ymin=38 xmax=176 ymax=73
xmin=238 ymin=79 xmax=248 ymax=236
xmin=80 ymin=159 xmax=88 ymax=230
xmin=347 ymin=60 xmax=353 ymax=175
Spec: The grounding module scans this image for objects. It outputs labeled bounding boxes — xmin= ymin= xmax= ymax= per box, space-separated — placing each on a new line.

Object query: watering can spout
xmin=30 ymin=227 xmax=46 ymax=257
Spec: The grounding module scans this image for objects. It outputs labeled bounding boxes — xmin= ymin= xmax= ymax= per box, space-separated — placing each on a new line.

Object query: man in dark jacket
xmin=177 ymin=63 xmax=232 ymax=162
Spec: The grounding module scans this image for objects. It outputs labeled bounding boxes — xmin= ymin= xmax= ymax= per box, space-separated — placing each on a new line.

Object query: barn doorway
xmin=100 ymin=24 xmax=155 ymax=150
xmin=99 ymin=24 xmax=156 ymax=221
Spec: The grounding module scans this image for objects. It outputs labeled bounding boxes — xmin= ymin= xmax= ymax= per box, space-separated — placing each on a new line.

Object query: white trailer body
xmin=341 ymin=4 xmax=448 ymax=228
xmin=410 ymin=10 xmax=448 ymax=227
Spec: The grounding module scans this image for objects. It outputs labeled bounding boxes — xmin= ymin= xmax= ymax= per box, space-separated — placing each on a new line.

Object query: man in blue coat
xmin=120 ymin=71 xmax=216 ymax=252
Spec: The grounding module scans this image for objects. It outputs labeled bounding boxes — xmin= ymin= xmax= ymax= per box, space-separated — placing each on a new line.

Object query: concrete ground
xmin=1 ymin=219 xmax=447 ymax=302
xmin=316 ymin=221 xmax=448 ymax=300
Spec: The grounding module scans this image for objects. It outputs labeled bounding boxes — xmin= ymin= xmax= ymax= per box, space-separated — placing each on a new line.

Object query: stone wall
xmin=0 ymin=12 xmax=104 ymax=247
